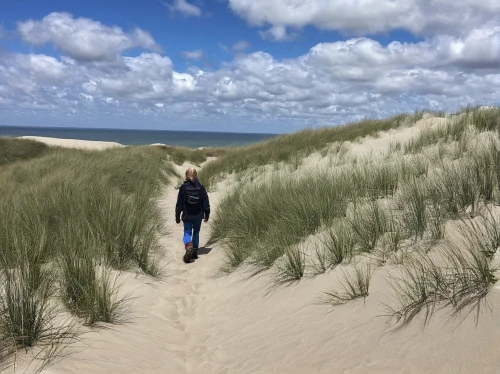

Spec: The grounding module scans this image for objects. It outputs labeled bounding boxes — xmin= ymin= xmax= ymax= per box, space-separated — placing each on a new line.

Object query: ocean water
xmin=0 ymin=126 xmax=278 ymax=148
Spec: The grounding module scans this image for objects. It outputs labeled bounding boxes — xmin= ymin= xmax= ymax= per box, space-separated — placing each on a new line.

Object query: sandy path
xmin=39 ymin=162 xmax=500 ymax=374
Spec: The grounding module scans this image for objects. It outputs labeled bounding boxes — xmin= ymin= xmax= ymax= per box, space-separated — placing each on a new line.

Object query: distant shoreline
xmin=0 ymin=126 xmax=277 ymax=148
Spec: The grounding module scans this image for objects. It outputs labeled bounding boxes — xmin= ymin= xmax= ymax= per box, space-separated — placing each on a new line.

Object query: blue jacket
xmin=175 ymin=178 xmax=210 ymax=221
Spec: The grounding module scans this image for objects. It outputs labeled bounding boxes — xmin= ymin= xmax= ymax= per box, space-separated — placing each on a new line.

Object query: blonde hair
xmin=185 ymin=168 xmax=197 ymax=181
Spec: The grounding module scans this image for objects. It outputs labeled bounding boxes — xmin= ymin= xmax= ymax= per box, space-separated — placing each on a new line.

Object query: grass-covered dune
xmin=0 ymin=137 xmax=51 ymax=165
xmin=206 ymin=106 xmax=500 ymax=328
xmin=198 ymin=110 xmax=447 ymax=187
xmin=0 ymin=139 xmax=184 ymax=369
xmin=1 ymin=106 xmax=499 ymax=372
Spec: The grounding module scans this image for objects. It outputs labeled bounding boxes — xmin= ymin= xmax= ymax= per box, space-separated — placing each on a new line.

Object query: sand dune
xmin=13 ymin=124 xmax=499 ymax=373
xmin=39 ymin=159 xmax=500 ymax=374
xmin=19 ymin=136 xmax=123 ymax=150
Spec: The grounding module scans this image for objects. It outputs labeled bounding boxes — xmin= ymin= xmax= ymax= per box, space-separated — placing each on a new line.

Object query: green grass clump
xmin=404 ymin=126 xmax=447 ymax=154
xmin=348 ymin=201 xmax=389 ymax=253
xmin=275 ymin=246 xmax=305 ymax=285
xmin=386 ymin=231 xmax=498 ymax=329
xmin=354 ymin=162 xmax=399 ymax=198
xmin=0 ymin=262 xmax=58 ymax=348
xmin=399 ymin=155 xmax=429 ymax=182
xmin=208 ymin=171 xmax=352 ymax=272
xmin=311 ymin=221 xmax=357 ymax=275
xmin=443 ymin=160 xmax=480 ymax=214
xmin=60 ymin=257 xmax=126 ymax=326
xmin=57 ymin=224 xmax=127 ymax=326
xmin=321 ymin=221 xmax=355 ymax=267
xmin=0 ymin=137 xmax=51 ymax=165
xmin=470 ymin=106 xmax=500 ymax=132
xmin=0 ymin=241 xmax=79 ymax=364
xmin=321 ymin=264 xmax=372 ymax=306
xmin=398 ymin=177 xmax=428 ymax=241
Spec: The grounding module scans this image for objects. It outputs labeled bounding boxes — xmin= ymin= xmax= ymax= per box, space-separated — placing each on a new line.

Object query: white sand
xmin=11 ymin=126 xmax=500 ymax=373
xmin=19 ymin=136 xmax=123 ymax=150
xmin=38 ymin=160 xmax=500 ymax=374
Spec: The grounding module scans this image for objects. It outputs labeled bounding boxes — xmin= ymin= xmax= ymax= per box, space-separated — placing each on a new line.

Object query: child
xmin=175 ymin=168 xmax=210 ymax=263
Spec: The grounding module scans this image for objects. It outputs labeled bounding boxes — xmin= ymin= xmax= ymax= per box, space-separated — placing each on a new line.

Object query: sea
xmin=0 ymin=126 xmax=278 ymax=149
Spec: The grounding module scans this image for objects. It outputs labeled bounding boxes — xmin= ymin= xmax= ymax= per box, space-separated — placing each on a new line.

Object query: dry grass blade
xmin=274 ymin=246 xmax=305 ymax=285
xmin=321 ymin=264 xmax=372 ymax=306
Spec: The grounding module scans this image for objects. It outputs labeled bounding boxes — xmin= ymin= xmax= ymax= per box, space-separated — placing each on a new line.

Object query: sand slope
xmin=19 ymin=136 xmax=123 ymax=150
xmin=37 ymin=160 xmax=500 ymax=374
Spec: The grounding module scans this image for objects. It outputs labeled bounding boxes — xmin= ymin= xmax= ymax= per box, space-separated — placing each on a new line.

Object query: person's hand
xmin=176 ymin=218 xmax=181 ymax=224
xmin=203 ymin=215 xmax=209 ymax=223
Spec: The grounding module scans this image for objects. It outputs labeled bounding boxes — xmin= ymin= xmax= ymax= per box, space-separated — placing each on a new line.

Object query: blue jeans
xmin=183 ymin=219 xmax=202 ymax=249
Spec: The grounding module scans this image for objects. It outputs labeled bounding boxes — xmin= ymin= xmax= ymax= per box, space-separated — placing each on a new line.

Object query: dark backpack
xmin=184 ymin=184 xmax=203 ymax=218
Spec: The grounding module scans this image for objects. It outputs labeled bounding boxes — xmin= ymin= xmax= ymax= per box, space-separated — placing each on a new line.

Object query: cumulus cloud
xmin=232 ymin=40 xmax=251 ymax=51
xmin=259 ymin=25 xmax=296 ymax=41
xmin=164 ymin=0 xmax=202 ymax=17
xmin=181 ymin=49 xmax=204 ymax=60
xmin=2 ymin=13 xmax=500 ymax=130
xmin=17 ymin=12 xmax=163 ymax=62
xmin=227 ymin=0 xmax=500 ymax=38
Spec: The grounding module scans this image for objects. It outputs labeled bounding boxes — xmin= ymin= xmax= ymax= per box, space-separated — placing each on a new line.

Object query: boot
xmin=183 ymin=242 xmax=193 ymax=263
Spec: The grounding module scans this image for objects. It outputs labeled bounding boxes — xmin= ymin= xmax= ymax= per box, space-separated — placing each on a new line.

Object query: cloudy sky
xmin=0 ymin=0 xmax=499 ymax=133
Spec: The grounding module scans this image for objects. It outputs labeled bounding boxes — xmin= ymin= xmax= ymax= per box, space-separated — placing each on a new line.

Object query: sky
xmin=0 ymin=0 xmax=499 ymax=133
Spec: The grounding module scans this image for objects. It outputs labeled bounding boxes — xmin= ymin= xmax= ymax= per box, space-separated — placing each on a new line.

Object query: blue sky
xmin=0 ymin=0 xmax=499 ymax=133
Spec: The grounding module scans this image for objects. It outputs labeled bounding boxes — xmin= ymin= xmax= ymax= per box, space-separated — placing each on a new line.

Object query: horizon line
xmin=0 ymin=124 xmax=281 ymax=136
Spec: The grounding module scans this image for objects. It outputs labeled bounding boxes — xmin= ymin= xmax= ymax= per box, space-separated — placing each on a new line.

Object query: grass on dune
xmin=155 ymin=145 xmax=226 ymax=167
xmin=348 ymin=201 xmax=389 ymax=253
xmin=199 ymin=113 xmax=420 ymax=188
xmin=208 ymin=170 xmax=353 ymax=273
xmin=321 ymin=263 xmax=372 ymax=306
xmin=274 ymin=245 xmax=306 ymax=285
xmin=398 ymin=177 xmax=428 ymax=241
xmin=385 ymin=230 xmax=498 ymax=329
xmin=208 ymin=106 xmax=500 ymax=326
xmin=57 ymin=222 xmax=129 ymax=326
xmin=0 ymin=139 xmax=178 ymax=368
xmin=0 ymin=137 xmax=52 ymax=166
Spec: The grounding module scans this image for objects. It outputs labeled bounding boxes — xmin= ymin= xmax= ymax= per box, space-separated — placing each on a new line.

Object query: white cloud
xmin=17 ymin=12 xmax=163 ymax=62
xmin=227 ymin=0 xmax=500 ymax=38
xmin=232 ymin=40 xmax=251 ymax=51
xmin=165 ymin=0 xmax=202 ymax=17
xmin=218 ymin=42 xmax=229 ymax=52
xmin=181 ymin=49 xmax=204 ymax=60
xmin=259 ymin=25 xmax=297 ymax=42
xmin=2 ymin=13 xmax=500 ymax=130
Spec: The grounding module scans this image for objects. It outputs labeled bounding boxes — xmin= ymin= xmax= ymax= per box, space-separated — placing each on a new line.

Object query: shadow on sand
xmin=196 ymin=247 xmax=212 ymax=255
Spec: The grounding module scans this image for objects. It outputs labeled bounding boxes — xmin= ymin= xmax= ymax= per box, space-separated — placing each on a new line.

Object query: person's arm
xmin=175 ymin=185 xmax=184 ymax=223
xmin=202 ymin=186 xmax=210 ymax=222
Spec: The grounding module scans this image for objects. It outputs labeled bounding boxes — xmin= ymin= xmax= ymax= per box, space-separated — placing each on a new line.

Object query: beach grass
xmin=0 ymin=140 xmax=176 ymax=367
xmin=0 ymin=137 xmax=51 ymax=166
xmin=155 ymin=145 xmax=226 ymax=167
xmin=207 ymin=106 xmax=500 ymax=327
xmin=321 ymin=263 xmax=372 ymax=306
xmin=199 ymin=112 xmax=423 ymax=188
